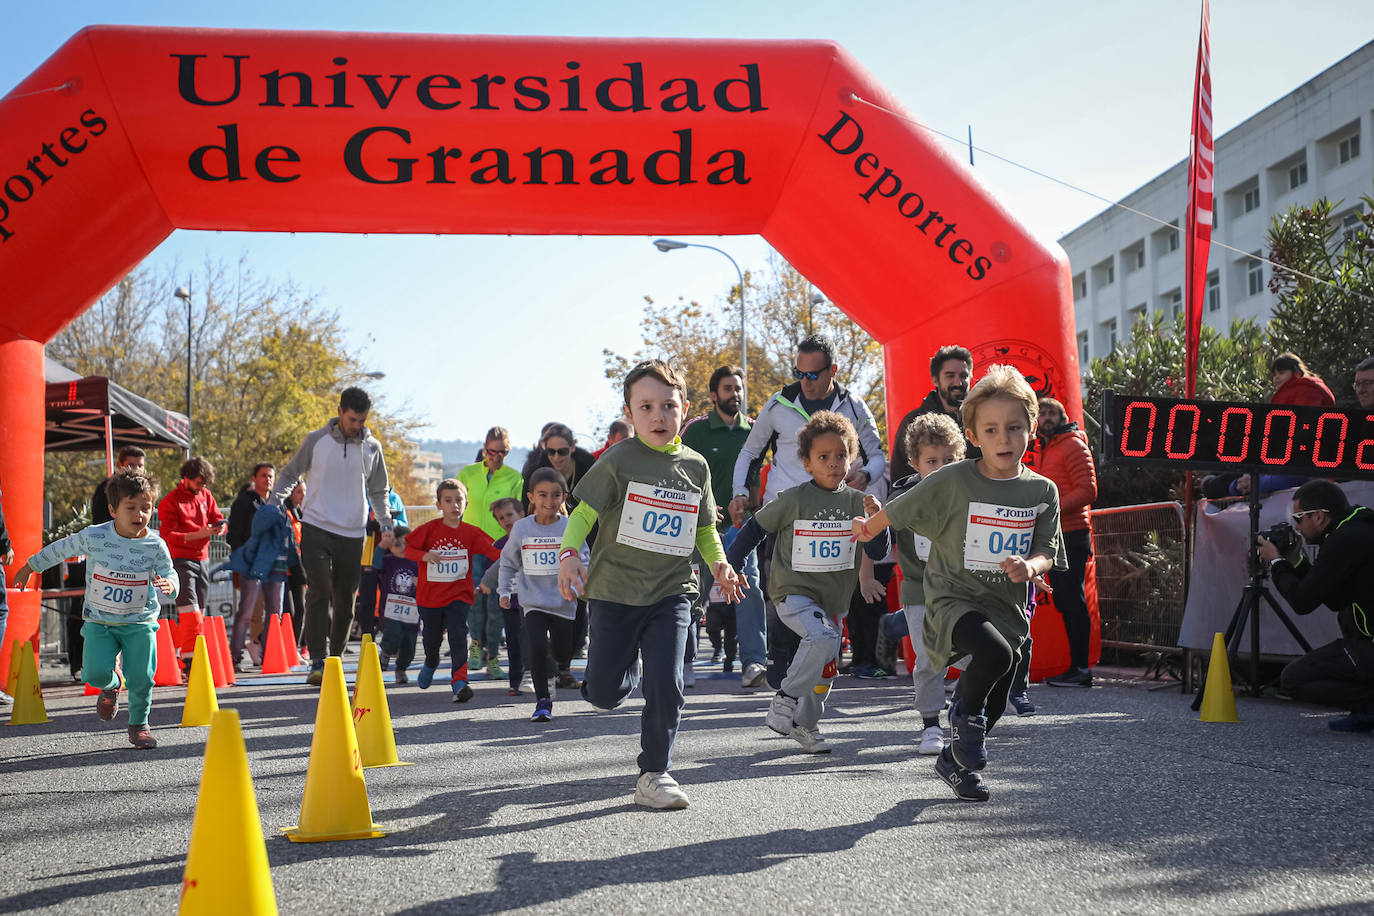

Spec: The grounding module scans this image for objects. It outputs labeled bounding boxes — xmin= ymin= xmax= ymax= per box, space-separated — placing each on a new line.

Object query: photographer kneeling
xmin=1256 ymin=480 xmax=1374 ymax=733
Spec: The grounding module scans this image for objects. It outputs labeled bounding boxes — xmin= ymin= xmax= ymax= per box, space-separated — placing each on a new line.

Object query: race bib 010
xmin=964 ymin=501 xmax=1037 ymax=571
xmin=791 ymin=519 xmax=856 ymax=573
xmin=382 ymin=594 xmax=419 ymax=624
xmin=86 ymin=565 xmax=150 ymax=616
xmin=521 ymin=536 xmax=561 ymax=576
xmin=427 ymin=547 xmax=469 ymax=582
xmin=616 ymin=481 xmax=700 ymax=557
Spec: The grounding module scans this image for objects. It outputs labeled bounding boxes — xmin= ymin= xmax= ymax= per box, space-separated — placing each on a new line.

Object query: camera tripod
xmin=1191 ymin=473 xmax=1313 ymax=707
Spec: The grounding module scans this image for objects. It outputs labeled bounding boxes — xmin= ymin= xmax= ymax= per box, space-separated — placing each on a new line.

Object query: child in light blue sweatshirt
xmin=498 ymin=468 xmax=587 ymax=722
xmin=16 ymin=470 xmax=177 ymax=749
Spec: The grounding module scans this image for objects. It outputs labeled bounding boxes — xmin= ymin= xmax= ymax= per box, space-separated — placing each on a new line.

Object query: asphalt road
xmin=2 ymin=659 xmax=1371 ymax=915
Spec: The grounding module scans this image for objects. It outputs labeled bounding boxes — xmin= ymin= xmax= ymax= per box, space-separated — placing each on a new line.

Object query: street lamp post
xmin=653 ymin=238 xmax=748 ymax=413
xmin=174 ymin=283 xmax=192 ymax=455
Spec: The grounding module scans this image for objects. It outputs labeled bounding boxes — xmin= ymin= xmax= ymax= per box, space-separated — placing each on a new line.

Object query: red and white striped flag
xmin=1184 ymin=0 xmax=1213 ymax=398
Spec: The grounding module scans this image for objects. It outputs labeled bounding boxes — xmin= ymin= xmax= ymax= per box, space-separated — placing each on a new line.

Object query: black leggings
xmin=523 ymin=610 xmax=575 ymax=700
xmin=952 ymin=611 xmax=1017 ymax=731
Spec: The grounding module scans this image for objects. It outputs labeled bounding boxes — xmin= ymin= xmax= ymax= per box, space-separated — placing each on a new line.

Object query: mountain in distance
xmin=419 ymin=438 xmax=531 ymax=478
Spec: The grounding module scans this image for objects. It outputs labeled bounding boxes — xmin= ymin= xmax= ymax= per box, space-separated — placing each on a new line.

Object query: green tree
xmin=44 ymin=258 xmax=424 ymax=520
xmin=1082 ymin=311 xmax=1271 ymax=507
xmin=1265 ymin=194 xmax=1374 ymax=397
xmin=605 ymin=257 xmax=887 ymax=439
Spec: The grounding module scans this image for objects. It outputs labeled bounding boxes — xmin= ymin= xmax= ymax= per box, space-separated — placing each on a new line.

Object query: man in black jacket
xmin=91 ymin=446 xmax=146 ymax=525
xmin=890 ymin=344 xmax=978 ymax=481
xmin=1258 ymin=479 xmax=1374 ymax=732
xmin=228 ymin=463 xmax=275 ymax=666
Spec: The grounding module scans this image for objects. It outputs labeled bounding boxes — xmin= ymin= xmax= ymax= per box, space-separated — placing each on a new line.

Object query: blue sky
xmin=5 ymin=2 xmax=1372 ymax=447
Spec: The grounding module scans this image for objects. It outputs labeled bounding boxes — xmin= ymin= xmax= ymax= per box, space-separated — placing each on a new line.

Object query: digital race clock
xmin=1101 ymin=391 xmax=1374 ymax=480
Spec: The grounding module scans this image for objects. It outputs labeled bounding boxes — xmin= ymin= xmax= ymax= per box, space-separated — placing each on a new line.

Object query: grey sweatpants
xmin=902 ymin=603 xmax=950 ymax=718
xmin=299 ymin=523 xmax=365 ymax=659
xmin=776 ymin=595 xmax=841 ymax=730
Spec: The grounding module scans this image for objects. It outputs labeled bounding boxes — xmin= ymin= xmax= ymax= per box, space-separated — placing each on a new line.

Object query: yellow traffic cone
xmin=179 ymin=709 xmax=278 ymax=916
xmin=351 ymin=638 xmax=411 ymax=769
xmin=181 ymin=636 xmax=219 ymax=728
xmin=7 ymin=639 xmax=49 ymax=726
xmin=1199 ymin=632 xmax=1239 ymax=723
xmin=282 ymin=656 xmax=387 ymax=842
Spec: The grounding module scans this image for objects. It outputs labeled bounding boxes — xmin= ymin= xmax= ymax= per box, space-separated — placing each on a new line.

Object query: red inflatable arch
xmin=0 ymin=27 xmax=1086 ymax=683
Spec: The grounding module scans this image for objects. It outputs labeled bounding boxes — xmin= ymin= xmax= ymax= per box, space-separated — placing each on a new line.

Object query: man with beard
xmin=890 ymin=345 xmax=979 ymax=481
xmin=682 ymin=366 xmax=764 ymax=683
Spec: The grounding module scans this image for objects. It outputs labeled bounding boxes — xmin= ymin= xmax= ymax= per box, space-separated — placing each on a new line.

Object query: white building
xmin=410 ymin=446 xmax=444 ymax=497
xmin=1061 ymin=41 xmax=1374 ymax=367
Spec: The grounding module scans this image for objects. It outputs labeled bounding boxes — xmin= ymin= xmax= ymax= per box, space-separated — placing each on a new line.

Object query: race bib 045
xmin=616 ymin=481 xmax=700 ymax=557
xmin=791 ymin=519 xmax=856 ymax=573
xmin=964 ymin=502 xmax=1037 ymax=572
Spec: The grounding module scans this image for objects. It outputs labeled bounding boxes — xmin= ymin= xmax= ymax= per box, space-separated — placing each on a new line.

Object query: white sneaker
xmin=246 ymin=641 xmax=263 ymax=666
xmin=0 ymin=688 xmax=12 ymax=706
xmin=766 ymin=692 xmax=797 ymax=735
xmin=789 ymin=723 xmax=832 ymax=754
xmin=918 ymin=724 xmax=945 ymax=756
xmin=634 ymin=771 xmax=691 ymax=809
xmin=741 ymin=662 xmax=767 ymax=688
xmin=520 ymin=670 xmax=533 ymax=690
xmin=682 ymin=659 xmax=696 ymax=688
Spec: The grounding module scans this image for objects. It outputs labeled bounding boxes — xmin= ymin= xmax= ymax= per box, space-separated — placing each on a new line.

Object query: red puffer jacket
xmin=1273 ymin=375 xmax=1335 ymax=407
xmin=1036 ymin=425 xmax=1097 ymax=533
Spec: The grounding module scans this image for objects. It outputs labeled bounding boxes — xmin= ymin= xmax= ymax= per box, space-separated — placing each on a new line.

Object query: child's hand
xmin=558 ymin=556 xmax=587 ymax=601
xmin=858 ymin=575 xmax=886 ymax=603
xmin=727 ymin=499 xmax=747 ymax=527
xmin=478 ymin=583 xmax=491 ymax=595
xmin=379 ymin=530 xmax=395 ymax=550
xmin=850 ymin=517 xmax=875 ymax=543
xmin=1000 ymin=555 xmax=1033 ymax=583
xmin=12 ymin=563 xmax=35 ymax=590
xmin=711 ymin=561 xmax=746 ymax=604
xmin=863 ymin=495 xmax=882 ymax=516
xmin=499 ymin=595 xmax=511 ymax=610
xmin=1032 ymin=574 xmax=1053 ymax=593
xmin=152 ymin=575 xmax=175 ymax=595
xmin=421 ymin=550 xmax=441 ymax=564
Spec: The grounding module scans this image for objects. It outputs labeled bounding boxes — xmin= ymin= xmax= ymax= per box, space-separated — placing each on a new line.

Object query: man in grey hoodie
xmin=274 ymin=387 xmax=394 ymax=685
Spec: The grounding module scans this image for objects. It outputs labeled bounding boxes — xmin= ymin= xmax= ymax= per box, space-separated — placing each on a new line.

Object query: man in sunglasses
xmin=730 ymin=334 xmax=886 ymax=687
xmin=1257 ymin=479 xmax=1374 ymax=733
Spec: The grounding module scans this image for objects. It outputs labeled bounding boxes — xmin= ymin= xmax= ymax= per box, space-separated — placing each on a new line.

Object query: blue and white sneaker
xmin=417 ymin=664 xmax=436 ymax=690
xmin=531 ymin=697 xmax=553 ymax=722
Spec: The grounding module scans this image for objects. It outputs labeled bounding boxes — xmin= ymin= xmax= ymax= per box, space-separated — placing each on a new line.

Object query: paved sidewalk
xmin=2 ymin=662 xmax=1371 ymax=914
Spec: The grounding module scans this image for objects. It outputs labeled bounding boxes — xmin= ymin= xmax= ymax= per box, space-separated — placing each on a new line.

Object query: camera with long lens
xmin=1259 ymin=521 xmax=1300 ymax=555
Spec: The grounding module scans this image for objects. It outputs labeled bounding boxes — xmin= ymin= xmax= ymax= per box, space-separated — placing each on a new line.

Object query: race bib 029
xmin=616 ymin=481 xmax=700 ymax=557
xmin=86 ymin=565 xmax=150 ymax=616
xmin=791 ymin=519 xmax=856 ymax=573
xmin=964 ymin=502 xmax=1037 ymax=572
xmin=521 ymin=536 xmax=561 ymax=576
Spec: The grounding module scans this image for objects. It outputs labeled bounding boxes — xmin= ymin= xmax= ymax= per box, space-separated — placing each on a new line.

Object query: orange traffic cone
xmin=203 ymin=616 xmax=228 ymax=688
xmin=351 ymin=638 xmax=411 ymax=769
xmin=179 ymin=709 xmax=278 ymax=915
xmin=217 ymin=616 xmax=238 ymax=686
xmin=283 ymin=657 xmax=387 ymax=842
xmin=180 ymin=635 xmax=219 ymax=727
xmin=7 ymin=639 xmax=49 ymax=726
xmin=259 ymin=614 xmax=290 ymax=675
xmin=280 ymin=613 xmax=303 ymax=667
xmin=154 ymin=619 xmax=185 ymax=687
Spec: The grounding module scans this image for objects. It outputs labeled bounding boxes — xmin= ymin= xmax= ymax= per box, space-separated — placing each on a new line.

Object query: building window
xmin=1247 ymin=252 xmax=1264 ymax=297
xmin=1105 ymin=263 xmax=1114 ymax=284
xmin=1168 ymin=227 xmax=1180 ymax=251
xmin=1078 ymin=331 xmax=1089 ymax=364
xmin=1206 ymin=272 xmax=1220 ymax=312
xmin=1105 ymin=318 xmax=1118 ymax=352
xmin=1135 ymin=249 xmax=1146 ymax=270
xmin=1073 ymin=274 xmax=1087 ymax=299
xmin=1130 ymin=304 xmax=1147 ymax=325
xmin=1170 ymin=290 xmax=1183 ymax=320
xmin=1288 ymin=161 xmax=1308 ymax=190
xmin=1212 ymin=207 xmax=1219 ymax=228
xmin=1342 ymin=210 xmax=1363 ymax=241
xmin=1243 ymin=187 xmax=1261 ymax=213
xmin=1339 ymin=134 xmax=1360 ymax=164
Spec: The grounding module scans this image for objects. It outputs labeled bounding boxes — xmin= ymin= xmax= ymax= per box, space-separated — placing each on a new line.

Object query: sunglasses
xmin=1291 ymin=509 xmax=1322 ymax=524
xmin=545 ymin=447 xmax=572 ymax=457
xmin=792 ymin=368 xmax=826 ymax=381
xmin=485 ymin=448 xmax=509 ymax=456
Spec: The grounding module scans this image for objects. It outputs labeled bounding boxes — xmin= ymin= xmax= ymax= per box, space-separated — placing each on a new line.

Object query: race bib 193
xmin=964 ymin=502 xmax=1037 ymax=571
xmin=521 ymin=536 xmax=561 ymax=576
xmin=616 ymin=481 xmax=700 ymax=557
xmin=791 ymin=519 xmax=856 ymax=573
xmin=86 ymin=564 xmax=149 ymax=616
xmin=427 ymin=547 xmax=469 ymax=582
xmin=382 ymin=594 xmax=419 ymax=624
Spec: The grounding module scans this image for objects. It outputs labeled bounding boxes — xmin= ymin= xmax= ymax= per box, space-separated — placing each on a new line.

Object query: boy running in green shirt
xmin=854 ymin=365 xmax=1064 ymax=801
xmin=558 ymin=359 xmax=745 ymax=810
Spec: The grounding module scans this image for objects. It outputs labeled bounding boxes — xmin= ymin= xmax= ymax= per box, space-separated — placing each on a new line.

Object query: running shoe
xmin=788 ymin=723 xmax=832 ymax=754
xmin=1009 ymin=693 xmax=1036 ymax=716
xmin=417 ymin=664 xmax=436 ymax=690
xmin=917 ymin=724 xmax=945 ymax=756
xmin=452 ymin=680 xmax=474 ymax=703
xmin=127 ymin=725 xmax=158 ymax=750
xmin=949 ymin=704 xmax=988 ymax=771
xmin=306 ymin=659 xmax=325 ymax=686
xmin=1045 ymin=666 xmax=1093 ymax=688
xmin=531 ymin=697 xmax=553 ymax=722
xmin=634 ymin=771 xmax=690 ymax=809
xmin=766 ymin=692 xmax=798 ymax=735
xmin=741 ymin=662 xmax=767 ymax=688
xmin=934 ymin=746 xmax=989 ymax=801
xmin=468 ymin=642 xmax=482 ymax=668
xmin=395 ymin=668 xmax=409 ymax=685
xmin=378 ymin=651 xmax=391 ymax=671
xmin=487 ymin=659 xmax=505 ymax=680
xmin=556 ymin=671 xmax=580 ymax=689
xmin=96 ymin=686 xmax=120 ymax=721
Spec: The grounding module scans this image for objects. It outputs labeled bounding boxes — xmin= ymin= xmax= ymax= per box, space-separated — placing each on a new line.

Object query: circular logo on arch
xmin=973 ymin=339 xmax=1062 ymax=402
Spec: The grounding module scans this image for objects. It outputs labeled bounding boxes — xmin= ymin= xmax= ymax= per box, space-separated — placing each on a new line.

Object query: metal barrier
xmin=1090 ymin=501 xmax=1187 ymax=652
xmin=403 ymin=506 xmax=440 ymax=527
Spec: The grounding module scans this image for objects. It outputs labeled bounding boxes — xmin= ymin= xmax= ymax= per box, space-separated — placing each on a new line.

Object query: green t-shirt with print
xmin=753 ymin=480 xmax=868 ymax=616
xmin=884 ymin=459 xmax=1066 ymax=669
xmin=573 ymin=437 xmax=717 ymax=605
xmin=890 ymin=474 xmax=930 ymax=607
